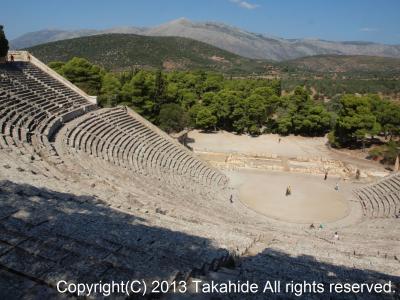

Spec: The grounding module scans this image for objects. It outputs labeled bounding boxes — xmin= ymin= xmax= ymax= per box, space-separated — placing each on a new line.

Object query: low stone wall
xmin=196 ymin=150 xmax=387 ymax=180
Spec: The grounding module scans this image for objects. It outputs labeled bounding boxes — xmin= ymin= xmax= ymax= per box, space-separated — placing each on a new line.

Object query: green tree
xmin=195 ymin=106 xmax=217 ymax=131
xmin=276 ymin=115 xmax=293 ymax=135
xmin=333 ymin=95 xmax=381 ymax=147
xmin=369 ymin=141 xmax=400 ymax=165
xmin=0 ymin=25 xmax=9 ymax=58
xmin=98 ymin=73 xmax=121 ymax=107
xmin=48 ymin=61 xmax=66 ymax=74
xmin=180 ymin=89 xmax=197 ymax=110
xmin=153 ymin=69 xmax=167 ymax=110
xmin=188 ymin=103 xmax=203 ymax=127
xmin=294 ymin=105 xmax=331 ymax=136
xmin=370 ymin=96 xmax=400 ymax=139
xmin=231 ymin=98 xmax=250 ymax=133
xmin=158 ymin=103 xmax=188 ymax=133
xmin=120 ymin=70 xmax=155 ymax=120
xmin=211 ymin=90 xmax=238 ymax=129
xmin=57 ymin=57 xmax=103 ymax=95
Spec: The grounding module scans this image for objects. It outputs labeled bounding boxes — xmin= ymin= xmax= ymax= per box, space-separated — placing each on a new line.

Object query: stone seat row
xmin=1 ymin=66 xmax=87 ymax=108
xmin=0 ymin=180 xmax=231 ymax=297
xmin=354 ymin=173 xmax=400 ymax=218
xmin=1 ymin=61 xmax=229 ymax=205
xmin=1 ymin=60 xmax=230 ymax=209
xmin=0 ymin=63 xmax=96 ymax=159
xmin=61 ymin=107 xmax=227 ymax=192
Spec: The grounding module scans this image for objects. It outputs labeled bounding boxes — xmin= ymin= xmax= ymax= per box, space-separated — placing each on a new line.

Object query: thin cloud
xmin=360 ymin=27 xmax=379 ymax=32
xmin=230 ymin=0 xmax=260 ymax=10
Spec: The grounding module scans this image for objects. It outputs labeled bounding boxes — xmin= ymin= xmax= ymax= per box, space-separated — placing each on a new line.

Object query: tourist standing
xmin=334 ymin=232 xmax=339 ymax=241
xmin=286 ymin=185 xmax=291 ymax=196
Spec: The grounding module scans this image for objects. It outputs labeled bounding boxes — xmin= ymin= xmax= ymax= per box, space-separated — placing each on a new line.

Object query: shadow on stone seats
xmin=0 ymin=180 xmax=229 ymax=298
xmin=234 ymin=248 xmax=399 ymax=299
xmin=0 ymin=180 xmax=398 ymax=299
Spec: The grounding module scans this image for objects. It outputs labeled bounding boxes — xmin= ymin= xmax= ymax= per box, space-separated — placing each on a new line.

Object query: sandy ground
xmin=188 ymin=130 xmax=388 ymax=172
xmin=188 ymin=130 xmax=329 ymax=157
xmin=226 ymin=169 xmax=352 ymax=224
xmin=190 ymin=130 xmax=385 ymax=224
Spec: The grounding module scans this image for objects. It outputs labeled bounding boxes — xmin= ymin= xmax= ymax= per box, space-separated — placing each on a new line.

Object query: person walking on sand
xmin=10 ymin=54 xmax=14 ymax=62
xmin=335 ymin=182 xmax=339 ymax=191
xmin=324 ymin=171 xmax=328 ymax=181
xmin=334 ymin=232 xmax=339 ymax=241
xmin=286 ymin=185 xmax=291 ymax=196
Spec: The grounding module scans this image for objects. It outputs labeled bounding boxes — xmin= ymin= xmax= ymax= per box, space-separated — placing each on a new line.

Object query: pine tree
xmin=0 ymin=25 xmax=9 ymax=58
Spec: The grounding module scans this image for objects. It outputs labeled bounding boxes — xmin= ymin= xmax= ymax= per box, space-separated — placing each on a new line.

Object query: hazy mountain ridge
xmin=11 ymin=18 xmax=400 ymax=61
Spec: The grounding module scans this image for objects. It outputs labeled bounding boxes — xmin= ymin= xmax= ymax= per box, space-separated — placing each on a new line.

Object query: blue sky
xmin=1 ymin=0 xmax=400 ymax=44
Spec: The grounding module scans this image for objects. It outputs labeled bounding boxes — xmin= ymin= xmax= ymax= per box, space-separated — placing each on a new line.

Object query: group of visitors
xmin=5 ymin=53 xmax=30 ymax=63
xmin=309 ymin=223 xmax=340 ymax=241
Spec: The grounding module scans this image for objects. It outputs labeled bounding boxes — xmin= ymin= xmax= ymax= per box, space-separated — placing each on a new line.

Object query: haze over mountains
xmin=11 ymin=18 xmax=400 ymax=61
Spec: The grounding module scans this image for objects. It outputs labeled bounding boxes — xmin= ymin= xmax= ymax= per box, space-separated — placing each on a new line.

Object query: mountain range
xmin=11 ymin=18 xmax=400 ymax=61
xmin=27 ymin=33 xmax=270 ymax=74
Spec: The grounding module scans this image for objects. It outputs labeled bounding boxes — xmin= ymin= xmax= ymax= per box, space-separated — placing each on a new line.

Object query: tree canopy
xmin=48 ymin=57 xmax=400 ymax=151
xmin=0 ymin=25 xmax=9 ymax=58
xmin=329 ymin=94 xmax=400 ymax=148
xmin=49 ymin=57 xmax=103 ymax=95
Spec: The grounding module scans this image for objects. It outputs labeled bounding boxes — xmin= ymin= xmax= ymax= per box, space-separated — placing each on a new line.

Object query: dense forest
xmin=281 ymin=55 xmax=400 ymax=100
xmin=50 ymin=57 xmax=400 ymax=164
xmin=282 ymin=77 xmax=400 ymax=99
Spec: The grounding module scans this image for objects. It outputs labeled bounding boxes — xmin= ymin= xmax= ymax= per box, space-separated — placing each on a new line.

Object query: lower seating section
xmin=354 ymin=173 xmax=400 ymax=218
xmin=0 ymin=180 xmax=232 ymax=297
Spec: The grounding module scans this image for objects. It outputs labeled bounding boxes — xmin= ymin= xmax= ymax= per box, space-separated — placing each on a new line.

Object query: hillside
xmin=282 ymin=55 xmax=400 ymax=76
xmin=280 ymin=55 xmax=400 ymax=100
xmin=27 ymin=33 xmax=271 ymax=74
xmin=13 ymin=18 xmax=400 ymax=61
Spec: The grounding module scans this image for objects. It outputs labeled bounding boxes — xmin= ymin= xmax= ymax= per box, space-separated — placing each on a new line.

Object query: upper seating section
xmin=0 ymin=62 xmax=96 ymax=154
xmin=354 ymin=173 xmax=400 ymax=218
